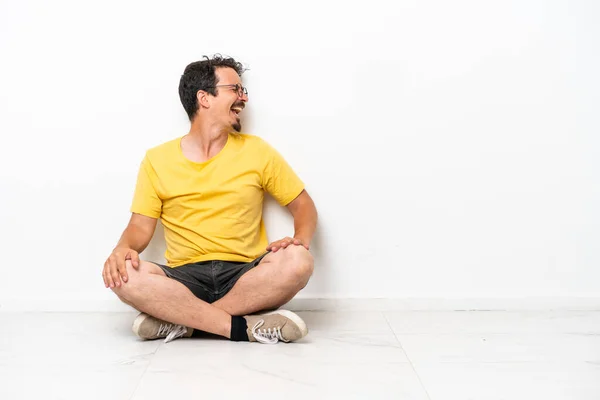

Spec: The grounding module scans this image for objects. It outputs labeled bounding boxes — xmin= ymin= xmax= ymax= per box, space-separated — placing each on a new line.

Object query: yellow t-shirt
xmin=131 ymin=133 xmax=304 ymax=267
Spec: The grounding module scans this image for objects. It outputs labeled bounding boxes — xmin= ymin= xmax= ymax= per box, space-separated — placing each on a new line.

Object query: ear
xmin=196 ymin=90 xmax=211 ymax=109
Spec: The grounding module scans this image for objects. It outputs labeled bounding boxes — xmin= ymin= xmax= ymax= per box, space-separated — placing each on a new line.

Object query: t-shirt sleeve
xmin=261 ymin=140 xmax=305 ymax=206
xmin=130 ymin=155 xmax=162 ymax=218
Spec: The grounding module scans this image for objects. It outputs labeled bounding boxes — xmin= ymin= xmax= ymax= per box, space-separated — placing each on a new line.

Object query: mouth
xmin=230 ymin=105 xmax=244 ymax=118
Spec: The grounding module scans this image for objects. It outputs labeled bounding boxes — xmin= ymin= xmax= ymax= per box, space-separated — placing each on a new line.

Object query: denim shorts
xmin=152 ymin=252 xmax=269 ymax=303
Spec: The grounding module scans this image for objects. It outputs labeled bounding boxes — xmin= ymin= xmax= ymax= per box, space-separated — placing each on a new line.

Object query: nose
xmin=240 ymin=92 xmax=248 ymax=102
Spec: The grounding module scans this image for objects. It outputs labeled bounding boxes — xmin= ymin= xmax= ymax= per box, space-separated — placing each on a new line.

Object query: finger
xmin=272 ymin=246 xmax=279 ymax=252
xmin=111 ymin=266 xmax=122 ymax=287
xmin=102 ymin=263 xmax=108 ymax=288
xmin=114 ymin=256 xmax=125 ymax=287
xmin=122 ymin=251 xmax=139 ymax=281
xmin=130 ymin=250 xmax=140 ymax=269
xmin=106 ymin=263 xmax=116 ymax=289
xmin=117 ymin=259 xmax=129 ymax=284
xmin=109 ymin=258 xmax=121 ymax=288
xmin=107 ymin=257 xmax=117 ymax=288
xmin=293 ymin=239 xmax=301 ymax=245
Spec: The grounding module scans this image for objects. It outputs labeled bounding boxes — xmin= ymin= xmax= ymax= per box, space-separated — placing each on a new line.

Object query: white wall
xmin=1 ymin=0 xmax=598 ymax=311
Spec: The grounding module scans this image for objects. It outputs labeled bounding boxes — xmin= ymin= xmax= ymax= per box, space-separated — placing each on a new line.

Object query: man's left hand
xmin=267 ymin=237 xmax=309 ymax=252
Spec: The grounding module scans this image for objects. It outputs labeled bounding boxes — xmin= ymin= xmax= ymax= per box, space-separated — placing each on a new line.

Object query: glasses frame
xmin=208 ymin=83 xmax=248 ymax=98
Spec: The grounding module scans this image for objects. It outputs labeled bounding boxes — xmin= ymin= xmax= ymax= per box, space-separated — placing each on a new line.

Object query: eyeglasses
xmin=210 ymin=84 xmax=248 ymax=98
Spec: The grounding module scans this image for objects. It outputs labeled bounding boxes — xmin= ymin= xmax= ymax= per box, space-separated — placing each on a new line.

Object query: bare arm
xmin=267 ymin=189 xmax=318 ymax=252
xmin=287 ymin=189 xmax=318 ymax=248
xmin=103 ymin=213 xmax=158 ymax=288
xmin=114 ymin=213 xmax=158 ymax=253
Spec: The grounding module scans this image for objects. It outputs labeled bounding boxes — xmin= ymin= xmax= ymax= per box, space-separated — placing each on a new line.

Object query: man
xmin=101 ymin=55 xmax=317 ymax=344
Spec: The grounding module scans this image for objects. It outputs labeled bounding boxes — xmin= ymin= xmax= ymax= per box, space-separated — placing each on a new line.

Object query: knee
xmin=280 ymin=246 xmax=314 ymax=286
xmin=111 ymin=260 xmax=157 ymax=301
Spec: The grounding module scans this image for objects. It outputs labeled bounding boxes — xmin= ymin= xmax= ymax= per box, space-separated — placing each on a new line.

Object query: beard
xmin=230 ymin=101 xmax=244 ymax=132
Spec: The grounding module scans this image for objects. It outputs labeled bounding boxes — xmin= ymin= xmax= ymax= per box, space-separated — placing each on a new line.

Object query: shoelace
xmin=251 ymin=319 xmax=285 ymax=344
xmin=158 ymin=323 xmax=188 ymax=343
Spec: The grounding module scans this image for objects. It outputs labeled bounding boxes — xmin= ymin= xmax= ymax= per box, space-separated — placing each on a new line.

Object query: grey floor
xmin=1 ymin=311 xmax=599 ymax=399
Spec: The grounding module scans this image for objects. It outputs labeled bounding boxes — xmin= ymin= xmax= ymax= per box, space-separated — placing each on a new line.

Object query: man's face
xmin=208 ymin=67 xmax=248 ymax=132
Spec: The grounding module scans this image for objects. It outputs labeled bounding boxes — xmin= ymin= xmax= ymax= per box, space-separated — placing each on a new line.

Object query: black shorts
xmin=152 ymin=252 xmax=269 ymax=303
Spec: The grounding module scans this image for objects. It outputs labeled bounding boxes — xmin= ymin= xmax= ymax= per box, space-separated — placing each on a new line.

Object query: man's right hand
xmin=102 ymin=247 xmax=140 ymax=288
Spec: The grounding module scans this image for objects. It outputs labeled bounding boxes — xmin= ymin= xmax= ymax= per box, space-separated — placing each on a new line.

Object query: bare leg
xmin=212 ymin=245 xmax=314 ymax=316
xmin=112 ymin=260 xmax=232 ymax=338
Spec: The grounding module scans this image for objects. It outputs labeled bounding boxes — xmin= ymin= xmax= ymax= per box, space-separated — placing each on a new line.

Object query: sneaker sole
xmin=263 ymin=310 xmax=308 ymax=338
xmin=131 ymin=313 xmax=149 ymax=338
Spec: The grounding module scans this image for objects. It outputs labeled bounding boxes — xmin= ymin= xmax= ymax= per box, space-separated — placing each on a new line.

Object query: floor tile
xmin=141 ymin=326 xmax=411 ymax=368
xmin=133 ymin=358 xmax=427 ymax=399
xmin=296 ymin=310 xmax=392 ymax=333
xmin=384 ymin=311 xmax=600 ymax=334
xmin=0 ymin=312 xmax=159 ymax=367
xmin=396 ymin=333 xmax=600 ymax=363
xmin=0 ymin=364 xmax=148 ymax=400
xmin=413 ymin=361 xmax=600 ymax=400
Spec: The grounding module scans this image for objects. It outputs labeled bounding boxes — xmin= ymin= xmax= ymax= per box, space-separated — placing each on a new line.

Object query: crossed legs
xmin=111 ymin=246 xmax=314 ymax=339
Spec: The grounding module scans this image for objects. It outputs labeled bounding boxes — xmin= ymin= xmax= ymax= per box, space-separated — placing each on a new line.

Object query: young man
xmin=101 ymin=55 xmax=317 ymax=344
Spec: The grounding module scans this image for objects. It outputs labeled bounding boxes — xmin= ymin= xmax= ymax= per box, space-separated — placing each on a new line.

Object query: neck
xmin=183 ymin=117 xmax=230 ymax=160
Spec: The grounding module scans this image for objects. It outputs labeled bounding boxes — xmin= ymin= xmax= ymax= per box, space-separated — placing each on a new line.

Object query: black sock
xmin=230 ymin=316 xmax=249 ymax=342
